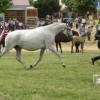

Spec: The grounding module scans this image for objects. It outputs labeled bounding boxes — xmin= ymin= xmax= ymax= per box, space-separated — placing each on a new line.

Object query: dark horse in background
xmin=55 ymin=30 xmax=80 ymax=53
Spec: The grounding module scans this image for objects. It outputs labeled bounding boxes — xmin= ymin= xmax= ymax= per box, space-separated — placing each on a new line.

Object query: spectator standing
xmin=37 ymin=18 xmax=43 ymax=27
xmin=25 ymin=23 xmax=29 ymax=29
xmin=8 ymin=18 xmax=12 ymax=30
xmin=82 ymin=16 xmax=86 ymax=27
xmin=86 ymin=11 xmax=90 ymax=19
xmin=68 ymin=16 xmax=73 ymax=28
xmin=5 ymin=21 xmax=9 ymax=29
xmin=89 ymin=19 xmax=94 ymax=28
xmin=79 ymin=24 xmax=87 ymax=36
xmin=57 ymin=17 xmax=62 ymax=23
xmin=0 ymin=27 xmax=10 ymax=51
xmin=0 ymin=23 xmax=3 ymax=34
xmin=95 ymin=18 xmax=99 ymax=32
xmin=0 ymin=23 xmax=3 ymax=52
xmin=18 ymin=21 xmax=23 ymax=29
xmin=11 ymin=19 xmax=16 ymax=31
xmin=74 ymin=16 xmax=79 ymax=29
xmin=78 ymin=16 xmax=82 ymax=29
xmin=87 ymin=26 xmax=93 ymax=41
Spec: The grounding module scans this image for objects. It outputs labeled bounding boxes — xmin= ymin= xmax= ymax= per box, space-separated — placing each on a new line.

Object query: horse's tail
xmin=75 ymin=43 xmax=80 ymax=47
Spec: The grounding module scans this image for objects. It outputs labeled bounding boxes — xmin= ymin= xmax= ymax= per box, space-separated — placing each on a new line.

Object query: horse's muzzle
xmin=68 ymin=35 xmax=73 ymax=41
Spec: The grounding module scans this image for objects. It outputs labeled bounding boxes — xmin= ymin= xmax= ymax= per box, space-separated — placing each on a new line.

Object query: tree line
xmin=0 ymin=0 xmax=97 ymax=19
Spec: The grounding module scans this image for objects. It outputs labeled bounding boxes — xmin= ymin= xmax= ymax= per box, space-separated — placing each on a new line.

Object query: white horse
xmin=0 ymin=23 xmax=73 ymax=69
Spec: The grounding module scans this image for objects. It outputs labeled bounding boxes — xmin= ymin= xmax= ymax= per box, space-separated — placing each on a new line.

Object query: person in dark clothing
xmin=91 ymin=30 xmax=100 ymax=65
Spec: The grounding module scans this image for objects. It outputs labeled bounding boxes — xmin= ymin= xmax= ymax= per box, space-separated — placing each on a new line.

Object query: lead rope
xmin=84 ymin=40 xmax=96 ymax=51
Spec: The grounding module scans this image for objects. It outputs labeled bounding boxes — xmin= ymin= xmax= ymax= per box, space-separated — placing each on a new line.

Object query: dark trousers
xmin=0 ymin=38 xmax=5 ymax=47
xmin=76 ymin=24 xmax=78 ymax=29
xmin=88 ymin=34 xmax=91 ymax=41
xmin=83 ymin=23 xmax=86 ymax=27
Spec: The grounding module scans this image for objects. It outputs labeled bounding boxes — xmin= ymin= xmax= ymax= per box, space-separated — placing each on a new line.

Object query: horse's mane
xmin=52 ymin=23 xmax=66 ymax=29
xmin=43 ymin=23 xmax=59 ymax=30
xmin=45 ymin=23 xmax=58 ymax=28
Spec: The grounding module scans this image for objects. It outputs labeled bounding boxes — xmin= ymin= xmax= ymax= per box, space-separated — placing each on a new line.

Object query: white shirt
xmin=58 ymin=19 xmax=62 ymax=23
xmin=82 ymin=19 xmax=86 ymax=24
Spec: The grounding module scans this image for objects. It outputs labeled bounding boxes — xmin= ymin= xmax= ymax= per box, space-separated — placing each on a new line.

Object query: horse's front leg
xmin=71 ymin=42 xmax=74 ymax=53
xmin=49 ymin=45 xmax=66 ymax=68
xmin=80 ymin=43 xmax=84 ymax=53
xmin=81 ymin=43 xmax=84 ymax=53
xmin=30 ymin=48 xmax=45 ymax=68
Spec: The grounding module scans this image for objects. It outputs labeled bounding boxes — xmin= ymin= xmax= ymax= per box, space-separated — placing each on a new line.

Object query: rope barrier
xmin=84 ymin=40 xmax=96 ymax=51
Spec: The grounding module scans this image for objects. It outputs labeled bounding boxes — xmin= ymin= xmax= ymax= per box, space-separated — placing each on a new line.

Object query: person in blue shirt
xmin=79 ymin=24 xmax=87 ymax=36
xmin=68 ymin=16 xmax=73 ymax=28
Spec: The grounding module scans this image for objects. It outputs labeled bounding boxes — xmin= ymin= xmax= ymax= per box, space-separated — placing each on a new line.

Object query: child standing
xmin=87 ymin=26 xmax=93 ymax=41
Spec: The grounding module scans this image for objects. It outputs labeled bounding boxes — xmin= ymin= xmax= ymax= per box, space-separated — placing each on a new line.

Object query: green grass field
xmin=0 ymin=50 xmax=100 ymax=100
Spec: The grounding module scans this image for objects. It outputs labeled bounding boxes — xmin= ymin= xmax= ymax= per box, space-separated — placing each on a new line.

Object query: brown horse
xmin=71 ymin=33 xmax=88 ymax=53
xmin=55 ymin=30 xmax=79 ymax=53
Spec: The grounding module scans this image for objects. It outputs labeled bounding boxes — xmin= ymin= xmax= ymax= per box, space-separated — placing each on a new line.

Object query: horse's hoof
xmin=71 ymin=52 xmax=74 ymax=53
xmin=25 ymin=67 xmax=30 ymax=70
xmin=62 ymin=65 xmax=66 ymax=68
xmin=30 ymin=65 xmax=33 ymax=68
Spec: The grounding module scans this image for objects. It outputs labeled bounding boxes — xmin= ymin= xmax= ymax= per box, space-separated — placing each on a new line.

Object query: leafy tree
xmin=29 ymin=0 xmax=33 ymax=6
xmin=29 ymin=0 xmax=61 ymax=18
xmin=72 ymin=0 xmax=96 ymax=15
xmin=61 ymin=0 xmax=96 ymax=15
xmin=0 ymin=0 xmax=12 ymax=13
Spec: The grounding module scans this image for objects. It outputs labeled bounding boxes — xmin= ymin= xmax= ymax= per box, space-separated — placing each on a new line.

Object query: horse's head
xmin=63 ymin=27 xmax=73 ymax=41
xmin=51 ymin=23 xmax=73 ymax=41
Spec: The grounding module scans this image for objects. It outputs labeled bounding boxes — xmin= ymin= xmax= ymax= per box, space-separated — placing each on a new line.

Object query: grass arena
xmin=0 ymin=23 xmax=100 ymax=100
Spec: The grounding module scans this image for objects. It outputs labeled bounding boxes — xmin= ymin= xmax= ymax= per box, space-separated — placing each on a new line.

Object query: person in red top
xmin=0 ymin=27 xmax=10 ymax=51
xmin=0 ymin=23 xmax=3 ymax=52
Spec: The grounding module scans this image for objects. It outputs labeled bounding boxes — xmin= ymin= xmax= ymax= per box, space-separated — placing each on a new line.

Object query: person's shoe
xmin=91 ymin=58 xmax=95 ymax=65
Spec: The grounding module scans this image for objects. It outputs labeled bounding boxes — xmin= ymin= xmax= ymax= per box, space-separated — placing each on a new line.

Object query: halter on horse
xmin=0 ymin=23 xmax=73 ymax=69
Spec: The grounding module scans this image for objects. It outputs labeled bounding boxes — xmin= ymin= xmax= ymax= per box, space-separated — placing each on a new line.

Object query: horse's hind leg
xmin=55 ymin=42 xmax=58 ymax=52
xmin=30 ymin=48 xmax=45 ymax=68
xmin=49 ymin=45 xmax=66 ymax=68
xmin=0 ymin=47 xmax=10 ymax=58
xmin=15 ymin=47 xmax=28 ymax=69
xmin=59 ymin=42 xmax=63 ymax=53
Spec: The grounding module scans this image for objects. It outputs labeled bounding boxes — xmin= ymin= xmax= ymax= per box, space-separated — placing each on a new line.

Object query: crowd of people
xmin=0 ymin=18 xmax=30 ymax=52
xmin=55 ymin=15 xmax=99 ymax=41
